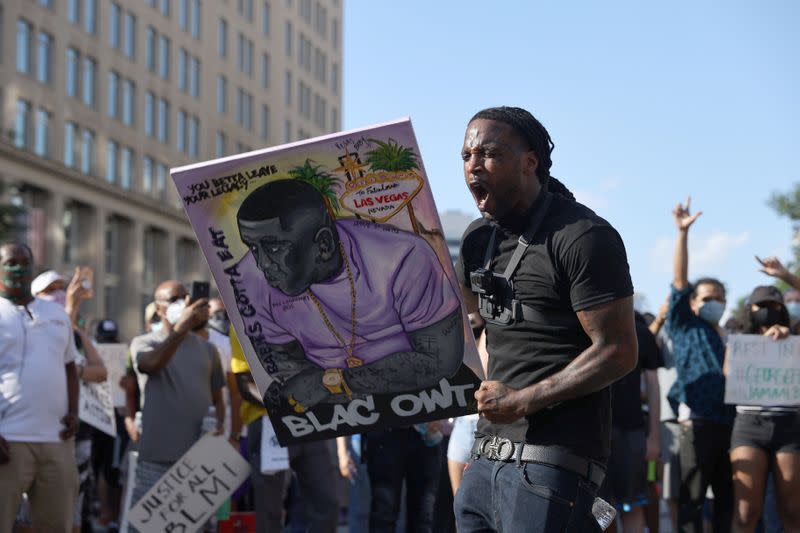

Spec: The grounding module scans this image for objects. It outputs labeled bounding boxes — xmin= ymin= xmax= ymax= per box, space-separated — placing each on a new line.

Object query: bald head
xmin=154 ymin=280 xmax=187 ymax=302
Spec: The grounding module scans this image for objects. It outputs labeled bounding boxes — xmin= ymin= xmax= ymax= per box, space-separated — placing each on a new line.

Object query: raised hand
xmin=174 ymin=297 xmax=210 ymax=334
xmin=673 ymin=196 xmax=702 ymax=231
xmin=756 ymin=256 xmax=791 ymax=281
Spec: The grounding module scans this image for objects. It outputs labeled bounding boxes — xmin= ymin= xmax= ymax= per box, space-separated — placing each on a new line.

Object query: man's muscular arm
xmin=344 ymin=308 xmax=463 ymax=394
xmin=477 ymin=296 xmax=637 ymax=423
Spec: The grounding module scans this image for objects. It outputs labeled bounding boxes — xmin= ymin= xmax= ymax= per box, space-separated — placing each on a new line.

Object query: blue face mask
xmin=787 ymin=302 xmax=800 ymax=322
xmin=698 ymin=300 xmax=725 ymax=325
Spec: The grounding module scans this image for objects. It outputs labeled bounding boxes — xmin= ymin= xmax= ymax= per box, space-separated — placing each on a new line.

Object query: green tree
xmin=288 ymin=159 xmax=341 ymax=215
xmin=365 ymin=138 xmax=420 ymax=172
xmin=768 ymin=182 xmax=800 ymax=273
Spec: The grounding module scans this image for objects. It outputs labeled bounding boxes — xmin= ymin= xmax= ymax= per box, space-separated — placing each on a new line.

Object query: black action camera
xmin=470 ymin=268 xmax=520 ymax=325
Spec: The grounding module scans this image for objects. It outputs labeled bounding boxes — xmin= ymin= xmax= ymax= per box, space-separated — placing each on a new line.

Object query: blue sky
xmin=342 ymin=0 xmax=799 ymax=313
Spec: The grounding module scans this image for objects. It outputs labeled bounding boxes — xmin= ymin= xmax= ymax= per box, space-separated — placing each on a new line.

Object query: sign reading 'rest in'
xmin=724 ymin=334 xmax=800 ymax=406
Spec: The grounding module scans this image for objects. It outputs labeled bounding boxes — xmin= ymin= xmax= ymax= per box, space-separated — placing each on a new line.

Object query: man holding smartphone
xmin=128 ymin=280 xmax=225 ymax=525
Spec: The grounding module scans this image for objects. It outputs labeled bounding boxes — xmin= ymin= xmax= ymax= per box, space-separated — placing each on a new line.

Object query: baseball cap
xmin=95 ymin=319 xmax=119 ymax=341
xmin=31 ymin=270 xmax=66 ymax=296
xmin=749 ymin=286 xmax=784 ymax=306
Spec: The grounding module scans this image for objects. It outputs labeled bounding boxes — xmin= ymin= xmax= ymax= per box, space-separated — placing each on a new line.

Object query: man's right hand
xmin=174 ymin=297 xmax=210 ymax=334
xmin=672 ymin=196 xmax=702 ymax=231
xmin=338 ymin=448 xmax=356 ymax=481
xmin=124 ymin=416 xmax=140 ymax=443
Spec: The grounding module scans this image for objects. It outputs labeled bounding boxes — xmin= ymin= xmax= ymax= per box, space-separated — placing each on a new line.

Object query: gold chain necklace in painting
xmin=307 ymin=242 xmax=363 ymax=368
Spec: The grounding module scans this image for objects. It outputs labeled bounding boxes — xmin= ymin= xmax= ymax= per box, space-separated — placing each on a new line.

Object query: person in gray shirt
xmin=129 ymin=280 xmax=225 ymax=515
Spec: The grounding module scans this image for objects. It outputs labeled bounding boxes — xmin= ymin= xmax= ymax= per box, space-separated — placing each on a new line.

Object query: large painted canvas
xmin=172 ymin=118 xmax=482 ymax=445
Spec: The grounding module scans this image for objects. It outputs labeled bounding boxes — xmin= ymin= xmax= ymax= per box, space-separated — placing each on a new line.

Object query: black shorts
xmin=599 ymin=427 xmax=649 ymax=509
xmin=730 ymin=411 xmax=800 ymax=454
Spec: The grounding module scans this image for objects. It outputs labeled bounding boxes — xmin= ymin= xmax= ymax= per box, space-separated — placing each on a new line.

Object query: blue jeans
xmin=454 ymin=456 xmax=602 ymax=532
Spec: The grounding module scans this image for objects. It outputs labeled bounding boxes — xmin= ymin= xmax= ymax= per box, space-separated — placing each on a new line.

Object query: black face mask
xmin=751 ymin=307 xmax=784 ymax=329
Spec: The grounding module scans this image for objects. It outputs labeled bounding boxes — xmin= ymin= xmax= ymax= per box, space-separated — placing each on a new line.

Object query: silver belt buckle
xmin=479 ymin=436 xmax=514 ymax=461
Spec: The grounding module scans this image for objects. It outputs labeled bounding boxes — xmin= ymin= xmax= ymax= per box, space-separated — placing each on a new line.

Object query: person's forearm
xmin=781 ymin=271 xmax=800 ymax=291
xmin=344 ymin=310 xmax=463 ymax=394
xmin=78 ymin=335 xmax=108 ymax=382
xmin=235 ymin=372 xmax=264 ymax=407
xmin=644 ymin=370 xmax=660 ymax=440
xmin=135 ymin=329 xmax=189 ymax=374
xmin=214 ymin=395 xmax=225 ymax=431
xmin=65 ymin=362 xmax=79 ymax=416
xmin=227 ymin=372 xmax=243 ymax=436
xmin=673 ymin=229 xmax=689 ymax=290
xmin=518 ymin=341 xmax=636 ymax=415
xmin=649 ymin=315 xmax=666 ymax=336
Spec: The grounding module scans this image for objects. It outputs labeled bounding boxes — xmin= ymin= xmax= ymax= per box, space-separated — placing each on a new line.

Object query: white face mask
xmin=39 ymin=289 xmax=67 ymax=307
xmin=150 ymin=321 xmax=164 ymax=333
xmin=166 ymin=299 xmax=187 ymax=326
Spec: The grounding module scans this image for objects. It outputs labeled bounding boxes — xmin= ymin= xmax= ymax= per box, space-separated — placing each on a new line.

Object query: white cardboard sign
xmin=724 ymin=334 xmax=800 ymax=406
xmin=95 ymin=343 xmax=128 ymax=408
xmin=78 ymin=379 xmax=116 ymax=436
xmin=128 ymin=434 xmax=251 ymax=533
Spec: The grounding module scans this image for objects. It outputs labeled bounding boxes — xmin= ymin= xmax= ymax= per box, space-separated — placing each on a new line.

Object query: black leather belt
xmin=471 ymin=436 xmax=606 ymax=487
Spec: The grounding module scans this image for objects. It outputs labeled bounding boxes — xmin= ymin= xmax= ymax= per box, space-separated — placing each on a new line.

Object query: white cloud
xmin=573 ymin=177 xmax=623 ymax=211
xmin=649 ymin=230 xmax=751 ymax=275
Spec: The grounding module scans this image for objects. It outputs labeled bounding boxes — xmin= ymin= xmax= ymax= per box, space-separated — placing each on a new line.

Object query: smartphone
xmin=190 ymin=281 xmax=210 ymax=302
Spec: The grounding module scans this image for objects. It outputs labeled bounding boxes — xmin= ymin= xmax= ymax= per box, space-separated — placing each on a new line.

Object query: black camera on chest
xmin=469 ymin=268 xmax=521 ymax=325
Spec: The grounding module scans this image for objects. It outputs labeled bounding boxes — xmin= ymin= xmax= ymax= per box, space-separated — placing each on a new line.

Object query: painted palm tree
xmin=289 ymin=159 xmax=341 ymax=216
xmin=364 ymin=138 xmax=422 ymax=233
xmin=364 ymin=138 xmax=420 ymax=172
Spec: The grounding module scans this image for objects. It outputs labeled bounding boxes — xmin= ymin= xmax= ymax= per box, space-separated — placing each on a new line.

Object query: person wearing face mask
xmin=0 ymin=243 xmax=81 ymax=532
xmin=724 ymin=286 xmax=798 ymax=532
xmin=128 ymin=281 xmax=226 ymax=531
xmin=756 ymin=255 xmax=800 ymax=335
xmin=664 ymin=198 xmax=735 ymax=533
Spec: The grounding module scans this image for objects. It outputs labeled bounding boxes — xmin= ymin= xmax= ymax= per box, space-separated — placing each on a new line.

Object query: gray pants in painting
xmin=247 ymin=417 xmax=340 ymax=533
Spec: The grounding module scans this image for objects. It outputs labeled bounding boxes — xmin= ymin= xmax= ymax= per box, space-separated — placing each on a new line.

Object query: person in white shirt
xmin=0 ymin=242 xmax=80 ymax=532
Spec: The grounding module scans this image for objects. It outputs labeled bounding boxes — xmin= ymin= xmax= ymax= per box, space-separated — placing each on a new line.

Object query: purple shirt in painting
xmin=237 ymin=219 xmax=460 ymax=369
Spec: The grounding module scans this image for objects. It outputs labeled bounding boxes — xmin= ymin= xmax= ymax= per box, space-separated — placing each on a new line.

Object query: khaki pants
xmin=0 ymin=439 xmax=78 ymax=532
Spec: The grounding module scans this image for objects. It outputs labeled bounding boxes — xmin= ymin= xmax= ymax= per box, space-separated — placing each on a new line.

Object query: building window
xmin=81 ymin=129 xmax=94 ymax=174
xmin=26 ymin=104 xmax=45 ymax=155
xmin=109 ymin=2 xmax=121 ymax=49
xmin=145 ymin=26 xmax=156 ymax=71
xmin=217 ymin=75 xmax=227 ymax=113
xmin=283 ymin=119 xmax=291 ymax=143
xmin=262 ymin=2 xmax=270 ymax=35
xmin=121 ymin=147 xmax=133 ymax=189
xmin=261 ymin=53 xmax=270 ymax=88
xmin=82 ymin=57 xmax=96 ymax=107
xmin=260 ymin=104 xmax=269 ymax=140
xmin=188 ymin=116 xmax=199 ymax=157
xmin=68 ymin=0 xmax=80 ymax=24
xmin=177 ymin=110 xmax=186 ymax=152
xmin=332 ymin=17 xmax=339 ymax=49
xmin=218 ymin=19 xmax=227 ymax=57
xmin=64 ymin=122 xmax=78 ymax=167
xmin=178 ymin=48 xmax=188 ymax=91
xmin=16 ymin=19 xmax=32 ymax=74
xmin=66 ymin=47 xmax=80 ymax=97
xmin=14 ymin=100 xmax=30 ymax=149
xmin=156 ymin=164 xmax=167 ymax=198
xmin=331 ymin=106 xmax=339 ymax=131
xmin=106 ymin=140 xmax=118 ymax=183
xmin=122 ymin=79 xmax=135 ymax=126
xmin=191 ymin=0 xmax=201 ymax=38
xmin=331 ymin=62 xmax=339 ymax=95
xmin=123 ymin=13 xmax=136 ymax=58
xmin=84 ymin=0 xmax=96 ymax=34
xmin=160 ymin=0 xmax=170 ymax=17
xmin=157 ymin=99 xmax=169 ymax=142
xmin=179 ymin=0 xmax=188 ymax=30
xmin=190 ymin=57 xmax=200 ymax=98
xmin=158 ymin=35 xmax=170 ymax=79
xmin=285 ymin=21 xmax=292 ymax=56
xmin=144 ymin=91 xmax=155 ymax=136
xmin=284 ymin=70 xmax=292 ymax=106
xmin=36 ymin=32 xmax=52 ymax=83
xmin=107 ymin=71 xmax=119 ymax=118
xmin=215 ymin=131 xmax=225 ymax=157
xmin=143 ymin=156 xmax=154 ymax=192
xmin=238 ymin=0 xmax=254 ymax=18
xmin=62 ymin=204 xmax=78 ymax=264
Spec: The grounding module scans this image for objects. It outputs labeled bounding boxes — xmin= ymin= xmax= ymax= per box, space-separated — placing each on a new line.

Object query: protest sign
xmin=95 ymin=343 xmax=128 ymax=408
xmin=724 ymin=334 xmax=800 ymax=406
xmin=128 ymin=434 xmax=250 ymax=533
xmin=79 ymin=379 xmax=116 ymax=436
xmin=172 ymin=119 xmax=482 ymax=445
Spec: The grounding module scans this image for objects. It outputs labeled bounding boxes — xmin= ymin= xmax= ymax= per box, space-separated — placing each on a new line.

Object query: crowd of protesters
xmin=1 ymin=191 xmax=799 ymax=533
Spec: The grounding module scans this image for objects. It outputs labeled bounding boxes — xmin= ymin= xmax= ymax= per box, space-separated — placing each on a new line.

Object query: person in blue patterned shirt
xmin=664 ymin=197 xmax=735 ymax=533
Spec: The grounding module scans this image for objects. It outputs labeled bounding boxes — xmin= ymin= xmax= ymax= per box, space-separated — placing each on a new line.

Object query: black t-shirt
xmin=610 ymin=313 xmax=661 ymax=431
xmin=457 ymin=192 xmax=633 ymax=463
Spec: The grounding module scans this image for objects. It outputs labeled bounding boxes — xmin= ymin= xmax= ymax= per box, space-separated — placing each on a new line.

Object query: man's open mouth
xmin=468 ymin=179 xmax=491 ymax=211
